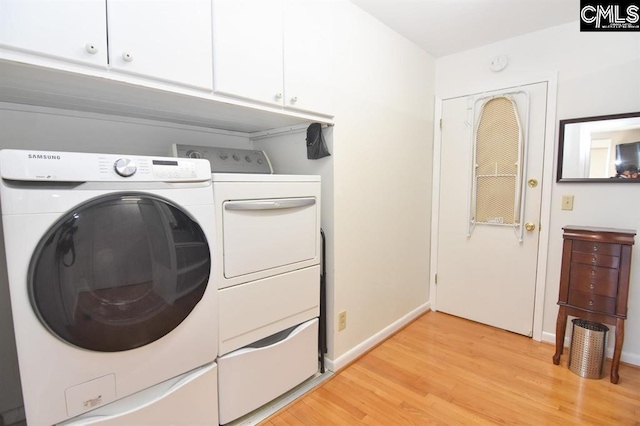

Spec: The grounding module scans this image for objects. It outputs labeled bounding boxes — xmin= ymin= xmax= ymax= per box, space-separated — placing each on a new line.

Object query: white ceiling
xmin=349 ymin=0 xmax=579 ymax=57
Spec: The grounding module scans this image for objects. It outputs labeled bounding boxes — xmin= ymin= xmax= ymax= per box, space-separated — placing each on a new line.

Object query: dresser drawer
xmin=568 ymin=290 xmax=616 ymax=314
xmin=571 ymin=252 xmax=620 ymax=269
xmin=569 ymin=264 xmax=618 ymax=297
xmin=572 ymin=240 xmax=621 ymax=257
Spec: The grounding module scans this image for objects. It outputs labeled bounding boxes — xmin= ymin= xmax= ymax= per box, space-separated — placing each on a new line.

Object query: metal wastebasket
xmin=568 ymin=319 xmax=609 ymax=379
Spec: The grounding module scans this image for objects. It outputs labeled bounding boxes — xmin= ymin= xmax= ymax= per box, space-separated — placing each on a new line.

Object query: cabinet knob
xmin=85 ymin=43 xmax=99 ymax=54
xmin=593 ymin=246 xmax=598 ymax=252
xmin=122 ymin=52 xmax=134 ymax=62
xmin=589 ymin=300 xmax=594 ymax=306
xmin=291 ymin=96 xmax=298 ymax=103
xmin=589 ymin=283 xmax=595 ymax=290
xmin=275 ymin=92 xmax=283 ymax=100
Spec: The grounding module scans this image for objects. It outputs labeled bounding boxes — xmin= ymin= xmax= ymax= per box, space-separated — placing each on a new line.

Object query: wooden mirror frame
xmin=557 ymin=111 xmax=640 ymax=183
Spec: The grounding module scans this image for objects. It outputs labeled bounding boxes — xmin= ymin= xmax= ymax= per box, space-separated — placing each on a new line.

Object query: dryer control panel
xmin=173 ymin=144 xmax=273 ymax=174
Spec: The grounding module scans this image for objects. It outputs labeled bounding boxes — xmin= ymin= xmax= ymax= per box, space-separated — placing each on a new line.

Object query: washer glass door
xmin=28 ymin=193 xmax=211 ymax=352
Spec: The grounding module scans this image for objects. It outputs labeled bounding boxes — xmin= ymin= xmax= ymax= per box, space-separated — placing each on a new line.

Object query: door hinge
xmin=439 ymin=119 xmax=442 ymax=130
xmin=435 ymin=273 xmax=438 ymax=284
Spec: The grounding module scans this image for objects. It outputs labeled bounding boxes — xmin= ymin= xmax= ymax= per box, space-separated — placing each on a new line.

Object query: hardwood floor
xmin=260 ymin=311 xmax=640 ymax=425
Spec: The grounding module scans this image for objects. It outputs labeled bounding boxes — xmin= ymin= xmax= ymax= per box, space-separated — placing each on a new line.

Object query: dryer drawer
xmin=218 ymin=265 xmax=319 ymax=355
xmin=218 ymin=319 xmax=318 ymax=425
xmin=222 ymin=197 xmax=318 ymax=278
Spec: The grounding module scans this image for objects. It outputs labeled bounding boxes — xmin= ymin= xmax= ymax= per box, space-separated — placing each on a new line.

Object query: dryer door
xmin=28 ymin=193 xmax=211 ymax=352
xmin=222 ymin=197 xmax=318 ymax=278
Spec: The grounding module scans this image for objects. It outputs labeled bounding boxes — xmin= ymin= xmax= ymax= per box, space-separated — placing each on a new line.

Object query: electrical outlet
xmin=561 ymin=195 xmax=574 ymax=211
xmin=338 ymin=311 xmax=347 ymax=331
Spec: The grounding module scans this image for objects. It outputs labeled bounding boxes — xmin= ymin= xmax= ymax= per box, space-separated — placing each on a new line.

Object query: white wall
xmin=0 ymin=105 xmax=253 ymax=155
xmin=257 ymin=1 xmax=435 ymax=365
xmin=436 ymin=23 xmax=640 ymax=365
xmin=328 ymin=1 xmax=435 ymax=363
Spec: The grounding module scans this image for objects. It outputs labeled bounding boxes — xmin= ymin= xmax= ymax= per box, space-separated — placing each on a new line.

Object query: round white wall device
xmin=490 ymin=55 xmax=508 ymax=72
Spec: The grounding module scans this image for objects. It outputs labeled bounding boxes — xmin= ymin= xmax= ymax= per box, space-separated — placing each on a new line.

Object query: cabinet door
xmin=107 ymin=0 xmax=213 ymax=91
xmin=212 ymin=0 xmax=284 ymax=106
xmin=283 ymin=1 xmax=333 ymax=115
xmin=0 ymin=0 xmax=107 ymax=67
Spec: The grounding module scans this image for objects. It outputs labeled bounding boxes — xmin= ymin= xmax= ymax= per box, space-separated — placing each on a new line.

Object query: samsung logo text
xmin=28 ymin=154 xmax=61 ymax=160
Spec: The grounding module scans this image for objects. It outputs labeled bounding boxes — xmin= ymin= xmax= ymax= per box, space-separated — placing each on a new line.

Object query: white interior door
xmin=436 ymin=82 xmax=548 ymax=336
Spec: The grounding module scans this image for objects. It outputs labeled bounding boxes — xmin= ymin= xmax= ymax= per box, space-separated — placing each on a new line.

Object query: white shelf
xmin=0 ymin=60 xmax=334 ymax=135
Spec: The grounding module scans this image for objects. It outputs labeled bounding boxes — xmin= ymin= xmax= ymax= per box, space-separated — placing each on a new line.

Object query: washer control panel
xmin=173 ymin=144 xmax=272 ymax=174
xmin=0 ymin=150 xmax=212 ymax=182
xmin=151 ymin=159 xmax=198 ymax=179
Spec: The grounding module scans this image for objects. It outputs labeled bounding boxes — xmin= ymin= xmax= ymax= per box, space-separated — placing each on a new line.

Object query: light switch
xmin=562 ymin=195 xmax=574 ymax=211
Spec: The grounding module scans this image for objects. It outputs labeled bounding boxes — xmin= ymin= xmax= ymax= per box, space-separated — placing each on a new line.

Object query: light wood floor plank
xmin=260 ymin=311 xmax=640 ymax=425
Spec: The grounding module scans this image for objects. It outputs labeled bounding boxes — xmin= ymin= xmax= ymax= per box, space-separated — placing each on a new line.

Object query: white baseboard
xmin=324 ymin=302 xmax=431 ymax=373
xmin=542 ymin=331 xmax=640 ymax=366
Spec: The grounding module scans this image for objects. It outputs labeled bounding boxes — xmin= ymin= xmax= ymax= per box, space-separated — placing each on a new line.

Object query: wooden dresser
xmin=553 ymin=226 xmax=635 ymax=383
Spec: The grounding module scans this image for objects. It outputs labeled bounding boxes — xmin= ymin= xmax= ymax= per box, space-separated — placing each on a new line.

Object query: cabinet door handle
xmin=275 ymin=92 xmax=283 ymax=100
xmin=122 ymin=52 xmax=134 ymax=62
xmin=291 ymin=96 xmax=298 ymax=103
xmin=85 ymin=43 xmax=98 ymax=54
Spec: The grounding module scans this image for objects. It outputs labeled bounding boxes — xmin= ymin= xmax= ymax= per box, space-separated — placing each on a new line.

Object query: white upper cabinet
xmin=0 ymin=0 xmax=108 ymax=67
xmin=283 ymin=1 xmax=333 ymax=115
xmin=212 ymin=0 xmax=333 ymax=116
xmin=0 ymin=0 xmax=212 ymax=91
xmin=107 ymin=0 xmax=213 ymax=90
xmin=212 ymin=0 xmax=285 ymax=107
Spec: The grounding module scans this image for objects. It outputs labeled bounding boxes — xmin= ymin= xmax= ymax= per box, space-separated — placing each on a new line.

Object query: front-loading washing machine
xmin=0 ymin=149 xmax=219 ymax=426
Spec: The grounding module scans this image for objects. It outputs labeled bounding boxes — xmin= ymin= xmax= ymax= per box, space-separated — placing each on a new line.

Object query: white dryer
xmin=0 ymin=150 xmax=218 ymax=426
xmin=174 ymin=145 xmax=321 ymax=424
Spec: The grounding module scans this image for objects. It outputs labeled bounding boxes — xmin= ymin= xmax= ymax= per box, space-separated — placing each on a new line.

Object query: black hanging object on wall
xmin=306 ymin=123 xmax=331 ymax=160
xmin=318 ymin=228 xmax=327 ymax=373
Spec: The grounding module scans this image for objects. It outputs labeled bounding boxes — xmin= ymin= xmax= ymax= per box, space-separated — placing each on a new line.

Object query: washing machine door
xmin=28 ymin=193 xmax=211 ymax=352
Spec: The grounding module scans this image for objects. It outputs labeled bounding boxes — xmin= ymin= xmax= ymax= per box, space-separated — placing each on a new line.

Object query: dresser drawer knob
xmin=591 ymin=256 xmax=597 ymax=263
xmin=589 ymin=300 xmax=594 ymax=306
xmin=590 ymin=269 xmax=596 ymax=275
xmin=593 ymin=246 xmax=598 ymax=252
xmin=590 ymin=284 xmax=595 ymax=290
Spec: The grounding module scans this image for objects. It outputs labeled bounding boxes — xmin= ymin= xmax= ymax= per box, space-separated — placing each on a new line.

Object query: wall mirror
xmin=557 ymin=112 xmax=640 ymax=182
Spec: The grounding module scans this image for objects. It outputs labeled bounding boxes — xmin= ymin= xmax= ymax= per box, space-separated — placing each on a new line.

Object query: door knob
xmin=527 ymin=178 xmax=538 ymax=188
xmin=525 ymin=222 xmax=536 ymax=232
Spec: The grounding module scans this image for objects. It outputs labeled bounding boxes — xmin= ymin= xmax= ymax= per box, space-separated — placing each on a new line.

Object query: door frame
xmin=430 ymin=73 xmax=558 ymax=341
